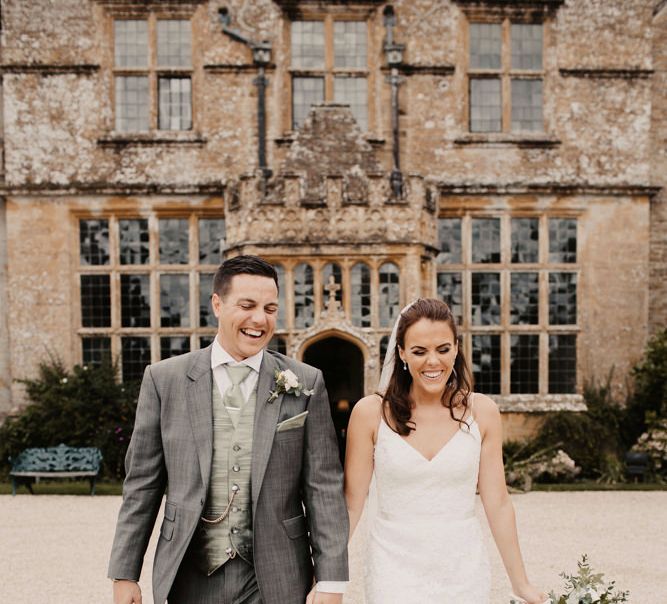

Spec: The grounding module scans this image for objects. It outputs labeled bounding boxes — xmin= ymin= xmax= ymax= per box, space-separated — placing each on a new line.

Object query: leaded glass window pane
xmin=351 ymin=263 xmax=371 ymax=328
xmin=469 ymin=23 xmax=501 ymax=69
xmin=268 ymin=336 xmax=287 ymax=355
xmin=549 ymin=218 xmax=577 ymax=263
xmin=115 ymin=76 xmax=149 ymax=132
xmin=199 ymin=273 xmax=216 ymax=328
xmin=470 ymin=78 xmax=501 ymax=132
xmin=157 ymin=20 xmax=191 ymax=67
xmin=333 ymin=77 xmax=368 ymax=130
xmin=334 ymin=21 xmax=367 ymax=68
xmin=472 ymin=334 xmax=501 ymax=394
xmin=471 ymin=272 xmax=500 ymax=325
xmin=322 ymin=263 xmax=343 ymax=310
xmin=380 ymin=335 xmax=390 ymax=367
xmin=81 ymin=275 xmax=111 ymax=327
xmin=511 ymin=24 xmax=543 ymax=70
xmin=200 ymin=335 xmax=215 ymax=349
xmin=159 ymin=218 xmax=189 ymax=264
xmin=379 ymin=263 xmax=400 ymax=328
xmin=121 ymin=336 xmax=151 ymax=382
xmin=199 ymin=219 xmax=225 ymax=264
xmin=294 ymin=263 xmax=314 ymax=329
xmin=82 ymin=337 xmax=111 ymax=367
xmin=511 ymin=218 xmax=539 ymax=263
xmin=511 ymin=79 xmax=542 ymax=132
xmin=291 ymin=21 xmax=325 ymax=69
xmin=511 ymin=272 xmax=539 ymax=325
xmin=114 ymin=20 xmax=148 ymax=68
xmin=549 ymin=272 xmax=577 ymax=325
xmin=158 ymin=77 xmax=192 ymax=130
xmin=437 ymin=272 xmax=463 ymax=326
xmin=549 ymin=334 xmax=577 ymax=394
xmin=292 ymin=77 xmax=324 ymax=129
xmin=80 ymin=219 xmax=110 ymax=266
xmin=160 ymin=274 xmax=190 ymax=327
xmin=275 ymin=264 xmax=287 ymax=330
xmin=510 ymin=334 xmax=539 ymax=393
xmin=437 ymin=218 xmax=462 ymax=264
xmin=472 ymin=218 xmax=500 ymax=263
xmin=121 ymin=274 xmax=151 ymax=327
xmin=119 ymin=219 xmax=149 ymax=265
xmin=160 ymin=336 xmax=190 ymax=359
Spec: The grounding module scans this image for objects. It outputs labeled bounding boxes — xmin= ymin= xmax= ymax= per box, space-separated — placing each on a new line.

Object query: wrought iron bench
xmin=9 ymin=444 xmax=103 ymax=495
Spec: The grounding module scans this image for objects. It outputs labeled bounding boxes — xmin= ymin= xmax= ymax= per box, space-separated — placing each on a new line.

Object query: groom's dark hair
xmin=213 ymin=255 xmax=279 ymax=299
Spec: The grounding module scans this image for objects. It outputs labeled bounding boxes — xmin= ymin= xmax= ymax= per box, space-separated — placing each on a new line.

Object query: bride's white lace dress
xmin=365 ymin=413 xmax=491 ymax=603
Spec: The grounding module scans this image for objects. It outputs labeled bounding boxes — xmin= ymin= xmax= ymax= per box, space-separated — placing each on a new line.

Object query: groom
xmin=109 ymin=255 xmax=349 ymax=603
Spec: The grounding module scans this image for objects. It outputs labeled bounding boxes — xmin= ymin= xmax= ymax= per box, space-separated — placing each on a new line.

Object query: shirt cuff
xmin=316 ymin=581 xmax=348 ymax=594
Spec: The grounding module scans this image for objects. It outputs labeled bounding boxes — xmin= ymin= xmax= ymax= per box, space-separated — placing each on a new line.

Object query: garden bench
xmin=9 ymin=444 xmax=103 ymax=495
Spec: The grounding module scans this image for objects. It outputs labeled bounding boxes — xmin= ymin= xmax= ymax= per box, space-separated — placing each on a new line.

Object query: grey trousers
xmin=168 ymin=555 xmax=262 ymax=604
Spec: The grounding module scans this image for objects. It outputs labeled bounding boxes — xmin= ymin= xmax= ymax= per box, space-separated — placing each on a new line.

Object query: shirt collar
xmin=211 ymin=335 xmax=264 ymax=373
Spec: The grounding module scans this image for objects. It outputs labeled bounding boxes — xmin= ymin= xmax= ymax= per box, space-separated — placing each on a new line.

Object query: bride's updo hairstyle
xmin=382 ymin=298 xmax=473 ymax=436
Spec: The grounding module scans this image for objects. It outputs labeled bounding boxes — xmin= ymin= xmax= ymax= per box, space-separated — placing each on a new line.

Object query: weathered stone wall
xmin=392 ymin=0 xmax=654 ymax=185
xmin=577 ymin=195 xmax=651 ymax=395
xmin=4 ymin=194 xmax=219 ymax=403
xmin=0 ymin=1 xmax=656 ymax=190
xmin=651 ymin=5 xmax=667 ymax=333
xmin=0 ymin=0 xmax=661 ymax=419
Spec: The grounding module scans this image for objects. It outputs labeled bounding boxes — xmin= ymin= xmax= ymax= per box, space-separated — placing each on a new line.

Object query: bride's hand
xmin=305 ymin=584 xmax=317 ymax=604
xmin=511 ymin=584 xmax=549 ymax=604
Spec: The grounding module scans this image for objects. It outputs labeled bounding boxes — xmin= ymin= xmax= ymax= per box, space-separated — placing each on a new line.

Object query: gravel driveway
xmin=1 ymin=492 xmax=665 ymax=603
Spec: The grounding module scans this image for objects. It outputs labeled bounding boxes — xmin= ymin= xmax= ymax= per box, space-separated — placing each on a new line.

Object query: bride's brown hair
xmin=381 ymin=298 xmax=474 ymax=436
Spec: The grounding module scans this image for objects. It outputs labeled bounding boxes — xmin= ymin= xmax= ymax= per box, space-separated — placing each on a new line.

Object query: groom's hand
xmin=113 ymin=579 xmax=142 ymax=604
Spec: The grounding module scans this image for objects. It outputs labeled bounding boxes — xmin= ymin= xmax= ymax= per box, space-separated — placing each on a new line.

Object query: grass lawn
xmin=0 ymin=479 xmax=123 ymax=496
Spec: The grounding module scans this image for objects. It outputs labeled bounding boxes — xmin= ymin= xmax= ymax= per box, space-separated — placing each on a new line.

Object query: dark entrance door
xmin=303 ymin=336 xmax=364 ymax=462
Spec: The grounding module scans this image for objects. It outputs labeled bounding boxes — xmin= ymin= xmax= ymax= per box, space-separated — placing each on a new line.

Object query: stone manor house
xmin=0 ymin=0 xmax=665 ymax=440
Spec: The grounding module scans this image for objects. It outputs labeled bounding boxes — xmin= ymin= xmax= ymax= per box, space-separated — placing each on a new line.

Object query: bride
xmin=344 ymin=298 xmax=546 ymax=603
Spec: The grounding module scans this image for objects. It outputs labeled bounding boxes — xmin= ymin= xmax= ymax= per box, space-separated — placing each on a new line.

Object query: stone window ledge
xmin=98 ymin=132 xmax=207 ymax=147
xmin=494 ymin=394 xmax=585 ymax=413
xmin=275 ymin=132 xmax=384 ymax=147
xmin=454 ymin=133 xmax=561 ymax=148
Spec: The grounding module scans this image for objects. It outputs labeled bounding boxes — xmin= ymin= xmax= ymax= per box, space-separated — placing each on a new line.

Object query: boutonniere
xmin=268 ymin=369 xmax=314 ymax=403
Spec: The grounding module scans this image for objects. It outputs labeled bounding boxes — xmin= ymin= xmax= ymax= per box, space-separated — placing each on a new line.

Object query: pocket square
xmin=276 ymin=411 xmax=309 ymax=432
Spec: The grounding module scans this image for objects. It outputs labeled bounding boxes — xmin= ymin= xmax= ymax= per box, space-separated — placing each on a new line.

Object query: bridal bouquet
xmin=509 ymin=555 xmax=628 ymax=604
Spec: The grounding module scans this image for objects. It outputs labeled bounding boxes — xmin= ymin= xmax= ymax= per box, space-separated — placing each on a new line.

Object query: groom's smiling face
xmin=212 ymin=273 xmax=279 ymax=361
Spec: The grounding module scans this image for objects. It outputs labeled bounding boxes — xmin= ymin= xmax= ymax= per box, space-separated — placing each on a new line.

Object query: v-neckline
xmin=382 ymin=418 xmax=472 ymax=463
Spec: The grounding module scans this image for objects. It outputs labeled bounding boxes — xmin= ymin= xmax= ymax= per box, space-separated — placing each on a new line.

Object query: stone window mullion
xmin=324 ymin=15 xmax=335 ymax=101
xmin=501 ymin=18 xmax=511 ymax=131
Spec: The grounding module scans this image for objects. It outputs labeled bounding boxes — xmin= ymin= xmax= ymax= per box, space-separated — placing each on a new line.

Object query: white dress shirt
xmin=210 ymin=337 xmax=347 ymax=595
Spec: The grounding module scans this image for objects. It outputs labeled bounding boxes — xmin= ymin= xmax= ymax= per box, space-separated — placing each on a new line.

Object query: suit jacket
xmin=108 ymin=346 xmax=349 ymax=604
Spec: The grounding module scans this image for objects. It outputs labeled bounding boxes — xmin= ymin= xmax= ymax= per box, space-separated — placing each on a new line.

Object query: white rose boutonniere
xmin=268 ymin=369 xmax=314 ymax=403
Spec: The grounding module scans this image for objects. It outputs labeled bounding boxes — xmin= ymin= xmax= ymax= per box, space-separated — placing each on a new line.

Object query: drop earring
xmin=403 ymin=360 xmax=407 ymax=371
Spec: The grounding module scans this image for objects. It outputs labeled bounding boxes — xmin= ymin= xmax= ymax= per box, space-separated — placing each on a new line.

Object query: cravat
xmin=223 ymin=364 xmax=252 ymax=409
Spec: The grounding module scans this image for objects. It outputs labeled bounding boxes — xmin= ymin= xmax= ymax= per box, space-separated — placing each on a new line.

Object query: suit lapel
xmin=186 ymin=347 xmax=214 ymax=490
xmin=252 ymin=351 xmax=284 ymax=516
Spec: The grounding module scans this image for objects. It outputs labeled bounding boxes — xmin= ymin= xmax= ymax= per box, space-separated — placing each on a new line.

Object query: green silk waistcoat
xmin=191 ymin=372 xmax=256 ymax=575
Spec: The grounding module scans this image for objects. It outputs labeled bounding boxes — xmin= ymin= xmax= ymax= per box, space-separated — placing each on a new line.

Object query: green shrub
xmin=0 ymin=358 xmax=138 ymax=479
xmin=622 ymin=328 xmax=667 ymax=449
xmin=523 ymin=376 xmax=626 ymax=481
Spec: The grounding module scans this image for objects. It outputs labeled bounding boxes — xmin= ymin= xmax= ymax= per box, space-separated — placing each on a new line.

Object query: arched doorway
xmin=303 ymin=336 xmax=365 ymax=462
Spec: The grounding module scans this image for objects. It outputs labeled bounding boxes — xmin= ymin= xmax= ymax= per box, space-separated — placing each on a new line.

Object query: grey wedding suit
xmin=108 ymin=345 xmax=349 ymax=604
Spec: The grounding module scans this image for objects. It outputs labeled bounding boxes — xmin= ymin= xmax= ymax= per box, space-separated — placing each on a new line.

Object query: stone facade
xmin=0 ymin=0 xmax=664 ymax=440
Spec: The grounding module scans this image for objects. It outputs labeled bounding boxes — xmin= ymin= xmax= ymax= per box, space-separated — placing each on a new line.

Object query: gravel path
xmin=1 ymin=492 xmax=665 ymax=603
